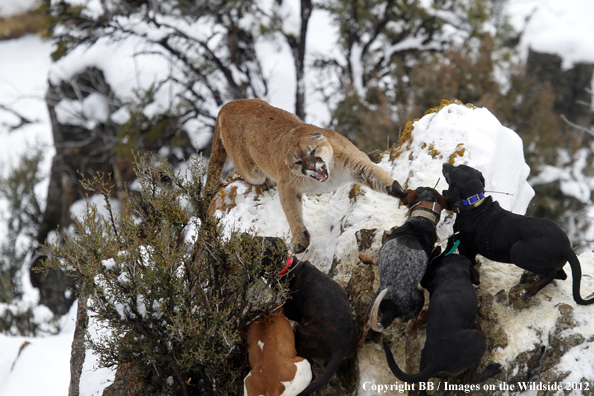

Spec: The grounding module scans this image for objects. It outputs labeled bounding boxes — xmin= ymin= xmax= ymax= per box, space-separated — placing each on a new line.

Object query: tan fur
xmin=244 ymin=307 xmax=311 ymax=396
xmin=207 ymin=98 xmax=399 ymax=253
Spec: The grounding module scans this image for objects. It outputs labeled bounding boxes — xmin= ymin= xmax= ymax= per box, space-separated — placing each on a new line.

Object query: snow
xmin=0 ymin=302 xmax=77 ymax=396
xmin=479 ymin=251 xmax=594 ymax=372
xmin=530 ymin=148 xmax=593 ymax=205
xmin=507 ymin=0 xmax=594 ymax=69
xmin=1 ymin=0 xmax=594 ymax=394
xmin=0 ymin=35 xmax=54 ymax=179
xmin=70 ymin=194 xmax=120 ymax=221
xmin=48 ymin=34 xmax=172 ymax=114
xmin=0 ymin=0 xmax=38 ymax=17
xmin=277 ymin=0 xmax=301 ymax=38
xmin=79 ymin=312 xmax=116 ymax=396
xmin=54 ymin=93 xmax=111 ymax=129
xmin=392 ymin=104 xmax=534 ymax=214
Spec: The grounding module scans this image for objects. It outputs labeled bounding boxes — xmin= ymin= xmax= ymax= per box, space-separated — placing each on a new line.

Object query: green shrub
xmin=44 ymin=155 xmax=289 ymax=395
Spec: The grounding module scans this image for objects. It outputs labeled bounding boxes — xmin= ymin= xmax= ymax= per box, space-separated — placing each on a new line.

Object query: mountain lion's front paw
xmin=290 ymin=230 xmax=310 ymax=254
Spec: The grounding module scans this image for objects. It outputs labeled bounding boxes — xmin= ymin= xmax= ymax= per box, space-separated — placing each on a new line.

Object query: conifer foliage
xmin=44 ymin=156 xmax=289 ymax=395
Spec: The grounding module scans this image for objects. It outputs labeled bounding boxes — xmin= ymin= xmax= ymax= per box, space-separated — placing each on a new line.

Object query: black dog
xmin=366 ymin=187 xmax=448 ymax=334
xmin=383 ymin=253 xmax=501 ymax=394
xmin=260 ymin=237 xmax=357 ymax=396
xmin=283 ymin=259 xmax=357 ymax=396
xmin=442 ymin=163 xmax=594 ymax=305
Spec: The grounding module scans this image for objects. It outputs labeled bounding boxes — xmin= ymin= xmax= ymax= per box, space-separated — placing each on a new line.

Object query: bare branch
xmin=0 ymin=103 xmax=37 ymax=131
xmin=560 ymin=114 xmax=594 ymax=138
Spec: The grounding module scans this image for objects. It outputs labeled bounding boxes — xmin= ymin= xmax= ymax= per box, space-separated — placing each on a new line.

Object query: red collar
xmin=278 ymin=254 xmax=294 ymax=276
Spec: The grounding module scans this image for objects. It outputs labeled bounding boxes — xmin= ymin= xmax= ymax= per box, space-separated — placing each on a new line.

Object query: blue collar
xmin=461 ymin=192 xmax=484 ymax=207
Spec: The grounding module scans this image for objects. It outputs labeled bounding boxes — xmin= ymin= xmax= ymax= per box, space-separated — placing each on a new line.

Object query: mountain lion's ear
xmin=311 ymin=131 xmax=325 ymax=139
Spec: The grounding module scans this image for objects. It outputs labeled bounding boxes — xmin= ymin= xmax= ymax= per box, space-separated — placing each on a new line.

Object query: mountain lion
xmin=206 ymin=99 xmax=407 ymax=253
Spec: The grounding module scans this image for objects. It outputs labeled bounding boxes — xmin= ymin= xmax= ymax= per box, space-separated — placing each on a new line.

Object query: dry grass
xmin=0 ymin=12 xmax=45 ymax=40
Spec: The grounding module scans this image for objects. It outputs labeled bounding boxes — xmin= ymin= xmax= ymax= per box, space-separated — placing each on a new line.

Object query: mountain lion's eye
xmin=295 ymin=160 xmax=303 ymax=165
xmin=310 ymin=149 xmax=316 ymax=156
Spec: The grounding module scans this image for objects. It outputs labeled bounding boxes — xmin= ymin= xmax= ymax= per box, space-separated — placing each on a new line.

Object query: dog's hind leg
xmin=510 ymin=241 xmax=562 ymax=298
xmin=472 ymin=363 xmax=503 ymax=382
xmin=522 ymin=270 xmax=557 ymax=300
xmin=407 ymin=309 xmax=428 ymax=334
xmin=556 ymin=268 xmax=568 ymax=280
xmin=444 ymin=329 xmax=486 ymax=380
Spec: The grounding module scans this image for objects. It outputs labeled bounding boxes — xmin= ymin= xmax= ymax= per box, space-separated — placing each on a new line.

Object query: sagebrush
xmin=45 ymin=155 xmax=289 ymax=395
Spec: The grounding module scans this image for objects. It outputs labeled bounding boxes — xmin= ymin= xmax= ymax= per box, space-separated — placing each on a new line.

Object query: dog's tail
xmin=369 ymin=288 xmax=388 ymax=332
xmin=297 ymin=352 xmax=344 ymax=396
xmin=205 ymin=113 xmax=228 ymax=193
xmin=566 ymin=249 xmax=594 ymax=305
xmin=382 ymin=342 xmax=435 ymax=384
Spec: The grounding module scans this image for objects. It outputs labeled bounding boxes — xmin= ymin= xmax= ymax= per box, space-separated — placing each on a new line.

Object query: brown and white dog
xmin=244 ymin=306 xmax=312 ymax=396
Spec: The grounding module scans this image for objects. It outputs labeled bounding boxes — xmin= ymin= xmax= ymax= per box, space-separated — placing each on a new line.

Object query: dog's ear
xmin=438 ymin=194 xmax=451 ymax=211
xmin=429 ymin=246 xmax=442 ymax=262
xmin=401 ymin=189 xmax=417 ymax=206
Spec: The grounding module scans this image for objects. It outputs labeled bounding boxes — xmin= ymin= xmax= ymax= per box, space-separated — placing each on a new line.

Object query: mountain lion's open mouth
xmin=311 ymin=165 xmax=328 ymax=182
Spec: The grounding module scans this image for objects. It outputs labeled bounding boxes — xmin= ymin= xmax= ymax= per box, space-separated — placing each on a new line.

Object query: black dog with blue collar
xmin=462 ymin=192 xmax=484 ymax=207
xmin=442 ymin=163 xmax=594 ymax=305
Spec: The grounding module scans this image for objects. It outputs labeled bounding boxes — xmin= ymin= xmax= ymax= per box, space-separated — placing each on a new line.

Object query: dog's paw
xmin=475 ymin=363 xmax=504 ymax=382
xmin=489 ymin=363 xmax=504 ymax=375
xmin=290 ymin=241 xmax=307 ymax=254
xmin=407 ymin=309 xmax=428 ymax=334
xmin=520 ymin=291 xmax=533 ymax=301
